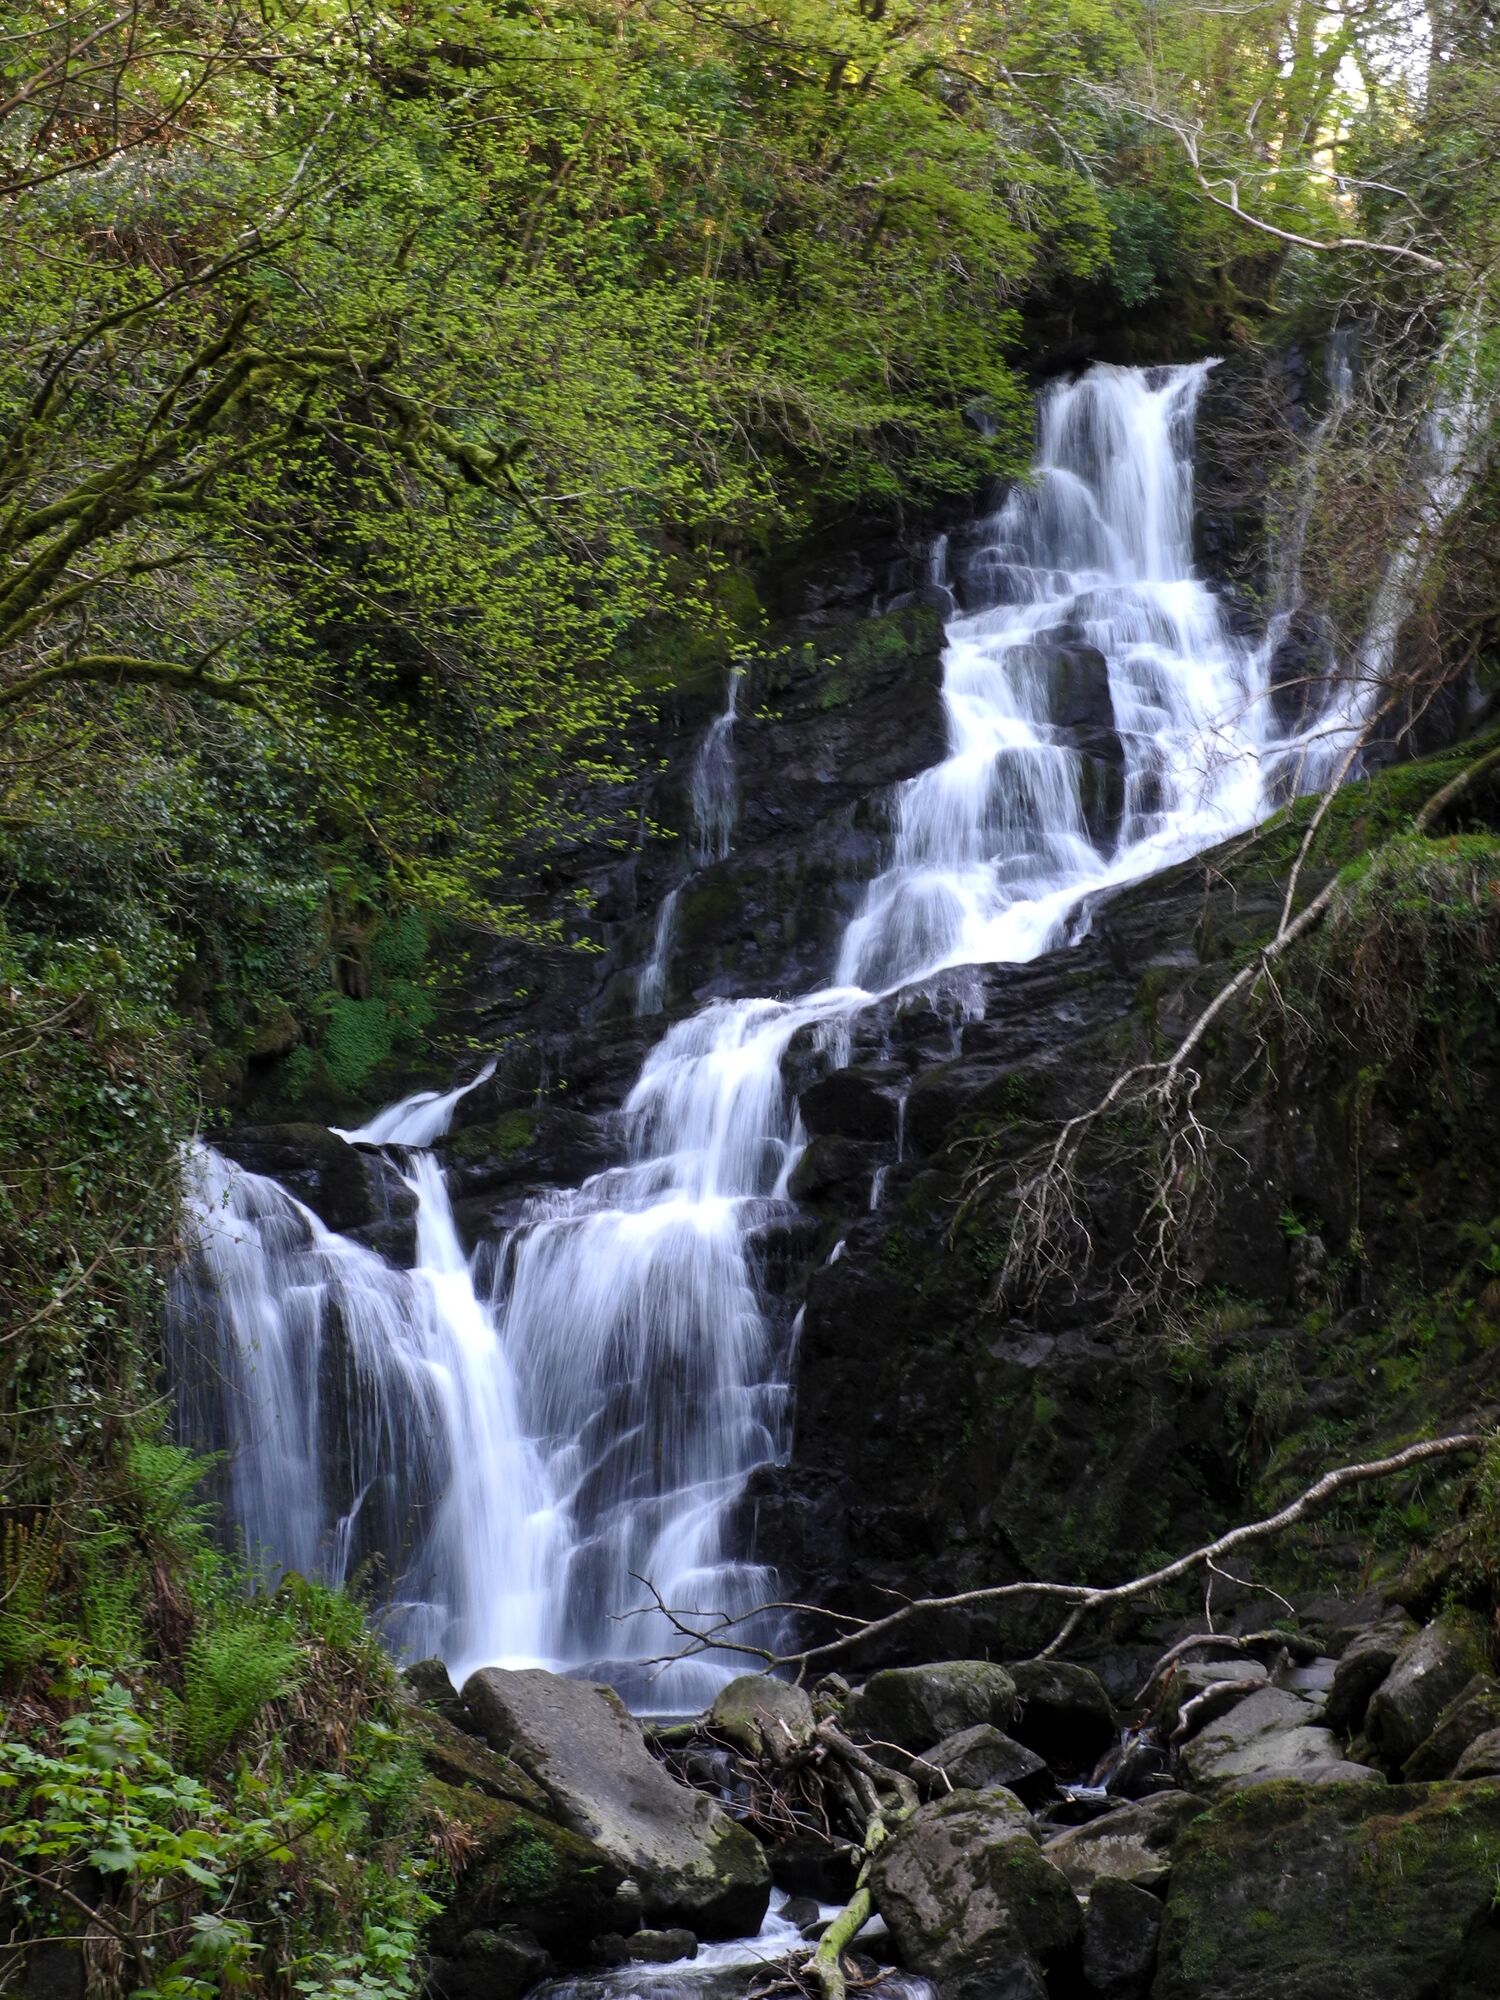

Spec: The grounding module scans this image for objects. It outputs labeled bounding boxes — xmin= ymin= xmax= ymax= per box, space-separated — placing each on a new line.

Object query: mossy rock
xmin=1153 ymin=1778 xmax=1500 ymax=1999
xmin=846 ymin=1661 xmax=1017 ymax=1753
xmin=406 ymin=1703 xmax=553 ymax=1812
xmin=869 ymin=1787 xmax=1078 ymax=1985
xmin=421 ymin=1777 xmax=626 ymax=1957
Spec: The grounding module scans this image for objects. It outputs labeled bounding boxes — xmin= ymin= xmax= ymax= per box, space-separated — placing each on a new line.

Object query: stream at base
xmin=171 ymin=359 xmax=1392 ymax=1709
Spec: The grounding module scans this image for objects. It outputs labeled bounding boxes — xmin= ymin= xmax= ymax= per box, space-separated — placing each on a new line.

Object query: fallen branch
xmin=646 ymin=1431 xmax=1488 ymax=1677
xmin=804 ymin=1722 xmax=916 ymax=2000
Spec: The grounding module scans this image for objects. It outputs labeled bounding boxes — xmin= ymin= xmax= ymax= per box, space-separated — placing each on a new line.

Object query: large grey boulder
xmin=1324 ymin=1613 xmax=1416 ymax=1736
xmin=1364 ymin=1611 xmax=1493 ymax=1771
xmin=1082 ymin=1874 xmax=1162 ymax=2000
xmin=463 ymin=1668 xmax=770 ymax=1938
xmin=919 ymin=1723 xmax=1052 ymax=1804
xmin=868 ymin=1788 xmax=1079 ymax=1992
xmin=1160 ymin=1659 xmax=1267 ymax=1739
xmin=1043 ymin=1791 xmax=1202 ymax=1895
xmin=846 ymin=1661 xmax=1016 ymax=1753
xmin=1176 ymin=1686 xmax=1380 ymax=1794
xmin=1455 ymin=1727 xmax=1500 ymax=1779
xmin=1403 ymin=1674 xmax=1500 ymax=1780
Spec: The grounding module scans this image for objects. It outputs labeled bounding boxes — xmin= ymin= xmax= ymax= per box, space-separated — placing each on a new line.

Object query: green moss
xmin=497 ymin=1816 xmax=560 ymax=1899
xmin=1159 ymin=1781 xmax=1500 ymax=1997
xmin=320 ymin=995 xmax=395 ymax=1093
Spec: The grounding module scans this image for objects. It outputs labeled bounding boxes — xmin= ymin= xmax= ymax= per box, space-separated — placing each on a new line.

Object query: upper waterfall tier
xmin=171 ymin=359 xmax=1343 ymax=1707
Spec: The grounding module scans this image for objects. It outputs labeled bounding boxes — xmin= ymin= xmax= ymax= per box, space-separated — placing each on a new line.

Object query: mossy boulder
xmin=1153 ymin=1778 xmax=1500 ymax=1999
xmin=868 ymin=1787 xmax=1079 ymax=1989
xmin=422 ymin=1778 xmax=628 ymax=1958
xmin=707 ymin=1674 xmax=815 ymax=1764
xmin=846 ymin=1661 xmax=1017 ymax=1753
xmin=1176 ymin=1686 xmax=1378 ymax=1795
xmin=1042 ymin=1791 xmax=1203 ymax=1896
xmin=427 ymin=1923 xmax=554 ymax=2000
xmin=1006 ymin=1658 xmax=1115 ymax=1768
xmin=920 ymin=1723 xmax=1052 ymax=1804
xmin=463 ymin=1667 xmax=770 ymax=1938
xmin=1364 ymin=1610 xmax=1494 ymax=1772
xmin=1403 ymin=1674 xmax=1500 ymax=1781
xmin=406 ymin=1701 xmax=554 ymax=1812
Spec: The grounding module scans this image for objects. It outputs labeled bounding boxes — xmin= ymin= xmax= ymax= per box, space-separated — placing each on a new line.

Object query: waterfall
xmin=633 ymin=671 xmax=740 ymax=1015
xmin=173 ymin=361 xmax=1354 ymax=1705
xmin=171 ymin=1072 xmax=564 ymax=1672
xmin=688 ymin=669 xmax=740 ymax=865
xmin=1267 ymin=316 xmax=1493 ymax=793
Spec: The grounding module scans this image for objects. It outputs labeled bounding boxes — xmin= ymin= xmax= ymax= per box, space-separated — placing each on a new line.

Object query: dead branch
xmin=649 ymin=1431 xmax=1487 ymax=1678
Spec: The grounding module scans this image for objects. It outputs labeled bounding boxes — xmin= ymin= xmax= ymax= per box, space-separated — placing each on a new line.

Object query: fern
xmin=182 ymin=1616 xmax=304 ymax=1768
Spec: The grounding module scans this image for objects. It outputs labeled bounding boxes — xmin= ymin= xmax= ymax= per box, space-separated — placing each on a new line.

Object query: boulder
xmin=920 ymin=1723 xmax=1053 ymax=1804
xmin=404 ymin=1656 xmax=473 ymax=1729
xmin=1081 ymin=1874 xmax=1162 ymax=2000
xmin=1324 ymin=1612 xmax=1417 ymax=1736
xmin=1403 ymin=1674 xmax=1500 ymax=1781
xmin=1455 ymin=1728 xmax=1500 ymax=1779
xmin=427 ymin=1924 xmax=554 ymax=2000
xmin=406 ymin=1701 xmax=554 ymax=1812
xmin=592 ymin=1929 xmax=697 ymax=1965
xmin=869 ymin=1788 xmax=1081 ymax=1991
xmin=462 ymin=1668 xmax=770 ymax=1938
xmin=1364 ymin=1610 xmax=1493 ymax=1771
xmin=847 ymin=1661 xmax=1017 ymax=1753
xmin=1006 ymin=1660 xmax=1115 ymax=1768
xmin=1159 ymin=1659 xmax=1267 ymax=1739
xmin=1176 ymin=1686 xmax=1380 ymax=1794
xmin=1152 ymin=1778 xmax=1500 ymax=1999
xmin=708 ymin=1675 xmax=816 ymax=1765
xmin=421 ymin=1778 xmax=629 ymax=1957
xmin=1043 ymin=1791 xmax=1202 ymax=1896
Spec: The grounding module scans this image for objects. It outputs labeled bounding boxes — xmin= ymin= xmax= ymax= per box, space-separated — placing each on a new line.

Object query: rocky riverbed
xmin=413 ymin=1600 xmax=1500 ymax=2000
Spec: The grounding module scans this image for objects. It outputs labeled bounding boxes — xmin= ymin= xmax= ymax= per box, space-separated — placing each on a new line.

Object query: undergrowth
xmin=0 ymin=909 xmax=437 ymax=1996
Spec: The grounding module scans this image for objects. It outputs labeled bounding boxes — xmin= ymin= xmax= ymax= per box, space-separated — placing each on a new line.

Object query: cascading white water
xmin=172 ymin=1072 xmax=564 ymax=1671
xmin=174 ymin=360 xmax=1368 ymax=1705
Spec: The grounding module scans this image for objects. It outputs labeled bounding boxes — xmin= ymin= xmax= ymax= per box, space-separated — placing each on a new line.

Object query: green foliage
xmin=497 ymin=1817 xmax=560 ymax=1900
xmin=320 ymin=997 xmax=398 ymax=1098
xmin=1103 ymin=188 xmax=1180 ymax=307
xmin=182 ymin=1619 xmax=305 ymax=1770
xmin=0 ymin=1673 xmax=434 ymax=1998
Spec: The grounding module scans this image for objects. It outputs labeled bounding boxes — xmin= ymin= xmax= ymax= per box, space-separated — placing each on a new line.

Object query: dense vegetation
xmin=2 ymin=1 xmax=1498 ymax=1993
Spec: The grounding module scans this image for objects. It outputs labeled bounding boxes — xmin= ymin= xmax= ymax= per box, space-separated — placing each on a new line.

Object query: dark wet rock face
xmin=219 ymin=1122 xmax=418 ymax=1263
